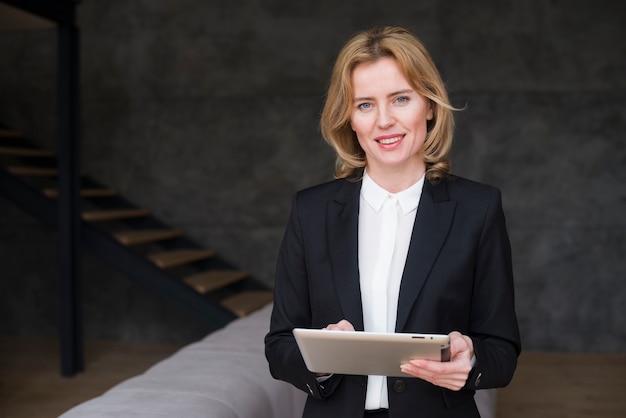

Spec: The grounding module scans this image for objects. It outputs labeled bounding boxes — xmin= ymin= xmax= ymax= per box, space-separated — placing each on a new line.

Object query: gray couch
xmin=60 ymin=304 xmax=496 ymax=417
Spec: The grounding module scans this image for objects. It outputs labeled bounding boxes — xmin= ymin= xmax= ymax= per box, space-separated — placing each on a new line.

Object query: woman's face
xmin=349 ymin=57 xmax=433 ymax=176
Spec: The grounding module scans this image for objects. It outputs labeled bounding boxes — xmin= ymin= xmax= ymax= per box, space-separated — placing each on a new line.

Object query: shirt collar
xmin=361 ymin=171 xmax=424 ymax=215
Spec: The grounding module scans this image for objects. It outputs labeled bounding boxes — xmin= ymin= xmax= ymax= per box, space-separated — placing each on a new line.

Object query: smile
xmin=377 ymin=135 xmax=403 ymax=145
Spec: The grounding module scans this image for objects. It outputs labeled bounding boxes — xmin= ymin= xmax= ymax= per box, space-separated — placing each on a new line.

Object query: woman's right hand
xmin=323 ymin=319 xmax=355 ymax=332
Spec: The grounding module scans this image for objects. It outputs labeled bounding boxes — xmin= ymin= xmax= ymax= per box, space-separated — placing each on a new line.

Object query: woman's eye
xmin=358 ymin=103 xmax=372 ymax=110
xmin=395 ymin=96 xmax=409 ymax=104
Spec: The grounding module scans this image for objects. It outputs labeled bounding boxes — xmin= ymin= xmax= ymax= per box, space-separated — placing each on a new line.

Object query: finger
xmin=336 ymin=319 xmax=355 ymax=331
xmin=412 ymin=357 xmax=471 ymax=378
xmin=323 ymin=319 xmax=355 ymax=331
xmin=449 ymin=331 xmax=474 ymax=361
xmin=401 ymin=357 xmax=472 ymax=391
xmin=448 ymin=331 xmax=467 ymax=355
xmin=407 ymin=359 xmax=448 ymax=373
xmin=400 ymin=363 xmax=468 ymax=391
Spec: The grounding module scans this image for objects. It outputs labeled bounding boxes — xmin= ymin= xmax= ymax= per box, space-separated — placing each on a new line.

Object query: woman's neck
xmin=365 ymin=162 xmax=426 ymax=193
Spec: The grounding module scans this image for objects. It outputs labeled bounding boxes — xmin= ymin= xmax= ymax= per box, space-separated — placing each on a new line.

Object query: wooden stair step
xmin=6 ymin=166 xmax=86 ymax=176
xmin=183 ymin=270 xmax=249 ymax=294
xmin=0 ymin=146 xmax=55 ymax=157
xmin=148 ymin=249 xmax=215 ymax=269
xmin=0 ymin=129 xmax=24 ymax=138
xmin=82 ymin=208 xmax=149 ymax=222
xmin=113 ymin=229 xmax=182 ymax=245
xmin=6 ymin=166 xmax=58 ymax=176
xmin=43 ymin=188 xmax=116 ymax=198
xmin=220 ymin=290 xmax=273 ymax=318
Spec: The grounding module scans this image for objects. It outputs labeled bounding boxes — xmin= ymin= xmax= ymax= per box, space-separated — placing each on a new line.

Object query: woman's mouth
xmin=377 ymin=135 xmax=403 ymax=145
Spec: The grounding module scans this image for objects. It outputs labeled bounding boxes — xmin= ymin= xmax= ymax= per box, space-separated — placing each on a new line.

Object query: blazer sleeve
xmin=464 ymin=187 xmax=521 ymax=390
xmin=264 ymin=193 xmax=343 ymax=399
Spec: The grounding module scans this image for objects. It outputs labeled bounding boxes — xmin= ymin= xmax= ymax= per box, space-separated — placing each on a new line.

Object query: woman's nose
xmin=377 ymin=107 xmax=395 ymax=128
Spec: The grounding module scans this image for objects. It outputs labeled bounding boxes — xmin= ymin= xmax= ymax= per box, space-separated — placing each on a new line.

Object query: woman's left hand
xmin=400 ymin=331 xmax=474 ymax=391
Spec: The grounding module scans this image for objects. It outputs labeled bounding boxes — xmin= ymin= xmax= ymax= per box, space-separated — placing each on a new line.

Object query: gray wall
xmin=1 ymin=1 xmax=624 ymax=351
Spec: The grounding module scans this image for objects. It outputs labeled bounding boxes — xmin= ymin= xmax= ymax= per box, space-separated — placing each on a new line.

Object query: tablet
xmin=293 ymin=328 xmax=450 ymax=377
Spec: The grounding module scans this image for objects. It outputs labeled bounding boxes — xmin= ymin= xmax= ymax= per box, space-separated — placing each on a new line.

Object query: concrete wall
xmin=0 ymin=0 xmax=624 ymax=351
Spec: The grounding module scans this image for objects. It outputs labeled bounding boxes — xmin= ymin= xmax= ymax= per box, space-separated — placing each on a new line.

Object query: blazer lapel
xmin=395 ymin=180 xmax=456 ymax=332
xmin=327 ymin=180 xmax=364 ymax=331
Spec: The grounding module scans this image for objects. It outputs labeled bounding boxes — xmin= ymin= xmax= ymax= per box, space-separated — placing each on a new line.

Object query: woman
xmin=265 ymin=26 xmax=521 ymax=418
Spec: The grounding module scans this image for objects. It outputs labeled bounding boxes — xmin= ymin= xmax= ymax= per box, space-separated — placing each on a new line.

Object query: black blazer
xmin=265 ymin=176 xmax=521 ymax=418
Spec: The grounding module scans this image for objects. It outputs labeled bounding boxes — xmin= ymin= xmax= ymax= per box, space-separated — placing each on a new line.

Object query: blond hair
xmin=320 ymin=26 xmax=458 ymax=183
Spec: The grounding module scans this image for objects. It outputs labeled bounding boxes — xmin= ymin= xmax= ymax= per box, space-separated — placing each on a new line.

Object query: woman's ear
xmin=426 ymin=104 xmax=435 ymax=132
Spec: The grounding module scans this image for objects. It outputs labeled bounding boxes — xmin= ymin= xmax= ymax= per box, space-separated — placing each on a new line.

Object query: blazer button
xmin=392 ymin=380 xmax=406 ymax=393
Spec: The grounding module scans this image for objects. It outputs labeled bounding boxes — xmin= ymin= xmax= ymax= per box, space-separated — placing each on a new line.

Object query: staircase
xmin=0 ymin=126 xmax=273 ymax=330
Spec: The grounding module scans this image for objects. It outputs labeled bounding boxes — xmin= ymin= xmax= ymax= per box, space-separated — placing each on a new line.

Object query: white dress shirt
xmin=359 ymin=172 xmax=424 ymax=410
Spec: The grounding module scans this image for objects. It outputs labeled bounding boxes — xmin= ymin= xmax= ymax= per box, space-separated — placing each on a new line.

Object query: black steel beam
xmin=57 ymin=21 xmax=82 ymax=377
